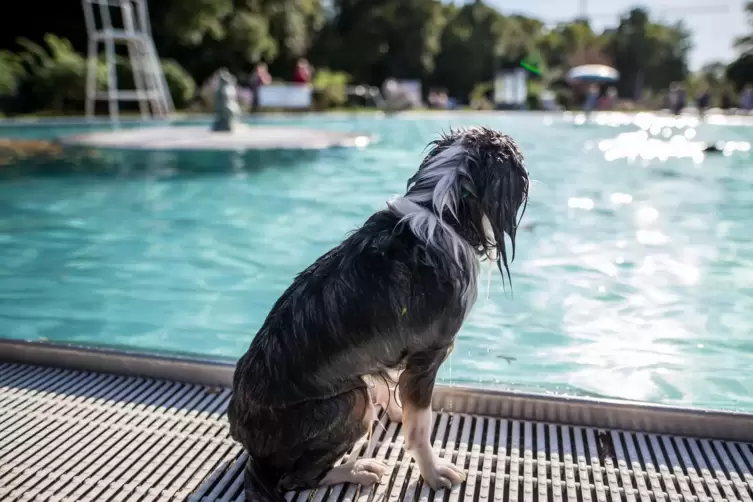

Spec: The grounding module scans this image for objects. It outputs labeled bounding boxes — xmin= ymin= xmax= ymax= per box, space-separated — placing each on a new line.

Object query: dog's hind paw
xmin=350 ymin=458 xmax=389 ymax=484
xmin=321 ymin=459 xmax=389 ymax=486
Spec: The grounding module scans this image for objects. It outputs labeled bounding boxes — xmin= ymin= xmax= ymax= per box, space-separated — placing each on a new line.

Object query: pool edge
xmin=1 ymin=338 xmax=751 ymax=442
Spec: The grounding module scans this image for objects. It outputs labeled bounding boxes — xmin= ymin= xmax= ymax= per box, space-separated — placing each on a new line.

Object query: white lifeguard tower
xmin=82 ymin=0 xmax=173 ymax=125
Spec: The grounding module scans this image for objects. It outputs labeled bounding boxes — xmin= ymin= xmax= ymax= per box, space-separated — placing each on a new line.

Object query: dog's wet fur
xmin=228 ymin=127 xmax=529 ymax=501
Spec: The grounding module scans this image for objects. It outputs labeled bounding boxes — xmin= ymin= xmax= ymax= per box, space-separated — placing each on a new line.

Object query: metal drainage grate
xmin=1 ymin=362 xmax=753 ymax=502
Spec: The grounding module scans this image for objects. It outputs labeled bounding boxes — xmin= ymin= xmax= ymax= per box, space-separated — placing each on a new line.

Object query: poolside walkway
xmin=1 ymin=353 xmax=753 ymax=501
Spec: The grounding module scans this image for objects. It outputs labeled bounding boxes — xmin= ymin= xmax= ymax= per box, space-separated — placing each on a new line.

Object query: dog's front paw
xmin=417 ymin=456 xmax=466 ymax=490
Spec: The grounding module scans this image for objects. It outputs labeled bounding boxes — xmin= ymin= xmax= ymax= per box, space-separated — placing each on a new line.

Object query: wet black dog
xmin=228 ymin=127 xmax=530 ymax=501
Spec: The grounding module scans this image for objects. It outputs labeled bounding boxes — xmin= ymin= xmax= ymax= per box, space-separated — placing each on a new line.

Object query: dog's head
xmin=404 ymin=127 xmax=529 ymax=282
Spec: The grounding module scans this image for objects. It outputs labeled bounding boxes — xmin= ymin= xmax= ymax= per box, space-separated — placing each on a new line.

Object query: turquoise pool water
xmin=1 ymin=112 xmax=753 ymax=411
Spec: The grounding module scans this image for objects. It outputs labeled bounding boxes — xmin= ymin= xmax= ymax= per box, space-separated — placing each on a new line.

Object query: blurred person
xmin=292 ymin=58 xmax=312 ymax=85
xmin=428 ymin=90 xmax=439 ymax=109
xmin=606 ymin=87 xmax=618 ymax=109
xmin=667 ymin=83 xmax=677 ymax=111
xmin=677 ymin=84 xmax=687 ymax=114
xmin=249 ymin=63 xmax=272 ymax=112
xmin=741 ymin=84 xmax=753 ymax=113
xmin=669 ymin=82 xmax=685 ymax=115
xmin=721 ymin=90 xmax=732 ymax=112
xmin=599 ymin=86 xmax=617 ymax=110
xmin=583 ymin=83 xmax=599 ymax=115
xmin=433 ymin=91 xmax=449 ymax=109
xmin=540 ymin=89 xmax=557 ymax=111
xmin=696 ymin=85 xmax=711 ymax=118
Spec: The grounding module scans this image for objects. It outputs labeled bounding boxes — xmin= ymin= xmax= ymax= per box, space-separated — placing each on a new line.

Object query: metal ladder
xmin=82 ymin=0 xmax=173 ymax=126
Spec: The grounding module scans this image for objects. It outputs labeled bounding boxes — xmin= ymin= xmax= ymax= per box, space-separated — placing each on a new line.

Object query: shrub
xmin=15 ymin=34 xmax=107 ymax=113
xmin=116 ymin=57 xmax=196 ymax=110
xmin=553 ymin=86 xmax=574 ymax=109
xmin=0 ymin=51 xmax=24 ymax=98
xmin=312 ymin=68 xmax=350 ymax=110
xmin=159 ymin=59 xmax=196 ymax=109
xmin=0 ymin=51 xmax=25 ymax=115
xmin=526 ymin=80 xmax=545 ymax=110
xmin=469 ymin=81 xmax=493 ymax=110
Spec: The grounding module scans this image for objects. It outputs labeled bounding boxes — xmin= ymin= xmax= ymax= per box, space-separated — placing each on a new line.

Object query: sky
xmin=482 ymin=0 xmax=749 ymax=70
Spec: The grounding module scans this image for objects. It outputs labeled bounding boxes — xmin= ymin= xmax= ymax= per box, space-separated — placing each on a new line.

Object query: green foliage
xmin=161 ymin=59 xmax=197 ymax=109
xmin=0 ymin=51 xmax=24 ymax=99
xmin=726 ymin=54 xmax=753 ymax=92
xmin=432 ymin=2 xmax=507 ymax=101
xmin=539 ymin=20 xmax=605 ymax=71
xmin=312 ymin=68 xmax=350 ymax=109
xmin=156 ymin=0 xmax=233 ymax=46
xmin=727 ymin=2 xmax=753 ymax=90
xmin=116 ymin=57 xmax=196 ymax=109
xmin=309 ymin=0 xmax=446 ymax=87
xmin=15 ymin=34 xmax=106 ymax=112
xmin=552 ymin=87 xmax=575 ymax=109
xmin=526 ymin=79 xmax=545 ymax=110
xmin=3 ymin=0 xmax=750 ymax=113
xmin=734 ymin=1 xmax=753 ymax=54
xmin=604 ymin=10 xmax=692 ymax=99
xmin=150 ymin=0 xmax=325 ymax=81
xmin=469 ymin=82 xmax=493 ymax=110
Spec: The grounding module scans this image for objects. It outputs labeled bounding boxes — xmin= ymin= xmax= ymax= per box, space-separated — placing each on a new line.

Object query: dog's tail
xmin=243 ymin=456 xmax=286 ymax=502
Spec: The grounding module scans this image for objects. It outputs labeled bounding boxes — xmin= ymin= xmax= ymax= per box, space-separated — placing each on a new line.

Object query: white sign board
xmin=494 ymin=69 xmax=527 ymax=106
xmin=258 ymin=84 xmax=313 ymax=109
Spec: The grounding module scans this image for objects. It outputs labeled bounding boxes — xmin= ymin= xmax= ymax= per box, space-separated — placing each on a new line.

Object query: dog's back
xmin=228 ymin=207 xmax=475 ymax=496
xmin=231 ymin=208 xmax=473 ymax=405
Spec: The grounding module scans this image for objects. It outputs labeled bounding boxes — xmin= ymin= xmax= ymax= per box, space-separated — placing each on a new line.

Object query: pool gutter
xmin=1 ymin=338 xmax=751 ymax=443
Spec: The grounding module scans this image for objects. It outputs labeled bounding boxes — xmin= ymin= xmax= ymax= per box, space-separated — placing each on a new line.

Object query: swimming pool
xmin=1 ymin=112 xmax=752 ymax=411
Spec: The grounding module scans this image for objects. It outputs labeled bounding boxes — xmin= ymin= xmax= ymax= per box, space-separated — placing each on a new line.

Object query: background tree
xmin=309 ymin=0 xmax=446 ymax=87
xmin=727 ymin=1 xmax=753 ymax=91
xmin=431 ymin=1 xmax=506 ymax=101
xmin=604 ymin=8 xmax=691 ymax=100
xmin=0 ymin=0 xmax=740 ymax=113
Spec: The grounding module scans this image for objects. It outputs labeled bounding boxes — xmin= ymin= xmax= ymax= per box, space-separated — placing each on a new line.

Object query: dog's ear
xmin=407 ymin=140 xmax=476 ymax=223
xmin=467 ymin=130 xmax=529 ymax=286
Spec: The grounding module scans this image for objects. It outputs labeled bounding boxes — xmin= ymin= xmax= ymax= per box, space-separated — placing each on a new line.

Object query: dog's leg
xmin=363 ymin=388 xmax=379 ymax=442
xmin=383 ymin=391 xmax=403 ymax=423
xmin=400 ymin=349 xmax=466 ymax=491
xmin=273 ymin=386 xmax=390 ymax=492
xmin=316 ymin=388 xmax=390 ymax=487
xmin=366 ymin=373 xmax=403 ymax=423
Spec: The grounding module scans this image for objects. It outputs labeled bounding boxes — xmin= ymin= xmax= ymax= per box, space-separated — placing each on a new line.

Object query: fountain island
xmin=63 ymin=1 xmax=372 ymax=153
xmin=62 ymin=69 xmax=372 ymax=152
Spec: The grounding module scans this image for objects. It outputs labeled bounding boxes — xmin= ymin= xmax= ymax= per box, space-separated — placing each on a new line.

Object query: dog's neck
xmin=391 ymin=143 xmax=501 ymax=265
xmin=413 ymin=198 xmax=490 ymax=249
xmin=387 ymin=195 xmax=495 ymax=267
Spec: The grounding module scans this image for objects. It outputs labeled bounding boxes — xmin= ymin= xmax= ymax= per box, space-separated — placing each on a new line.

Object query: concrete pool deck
xmin=58 ymin=125 xmax=374 ymax=152
xmin=1 ymin=340 xmax=752 ymax=502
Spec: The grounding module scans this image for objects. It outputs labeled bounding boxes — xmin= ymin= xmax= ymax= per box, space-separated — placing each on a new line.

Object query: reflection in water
xmin=1 ymin=114 xmax=753 ymax=411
